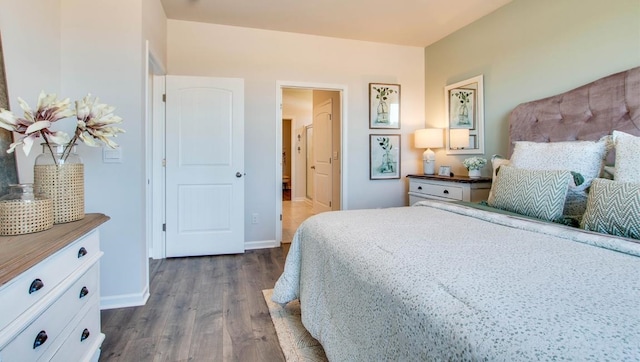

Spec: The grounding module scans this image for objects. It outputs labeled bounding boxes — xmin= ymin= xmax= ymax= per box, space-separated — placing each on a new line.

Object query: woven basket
xmin=0 ymin=198 xmax=54 ymax=235
xmin=34 ymin=163 xmax=85 ymax=224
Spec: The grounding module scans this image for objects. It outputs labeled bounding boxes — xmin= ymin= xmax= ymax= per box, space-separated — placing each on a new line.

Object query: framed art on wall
xmin=370 ymin=134 xmax=400 ymax=179
xmin=369 ymin=83 xmax=400 ymax=129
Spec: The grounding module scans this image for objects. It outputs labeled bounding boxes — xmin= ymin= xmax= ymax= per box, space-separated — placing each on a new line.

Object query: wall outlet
xmin=252 ymin=213 xmax=259 ymax=224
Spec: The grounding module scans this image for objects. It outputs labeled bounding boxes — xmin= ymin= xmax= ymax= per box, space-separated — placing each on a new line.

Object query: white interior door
xmin=312 ymin=99 xmax=332 ymax=213
xmin=165 ymin=76 xmax=244 ymax=257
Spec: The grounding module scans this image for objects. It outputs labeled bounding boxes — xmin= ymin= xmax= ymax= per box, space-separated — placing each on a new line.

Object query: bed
xmin=272 ymin=67 xmax=640 ymax=361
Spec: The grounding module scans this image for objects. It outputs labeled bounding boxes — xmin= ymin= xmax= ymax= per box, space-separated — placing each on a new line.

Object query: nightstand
xmin=407 ymin=174 xmax=492 ymax=205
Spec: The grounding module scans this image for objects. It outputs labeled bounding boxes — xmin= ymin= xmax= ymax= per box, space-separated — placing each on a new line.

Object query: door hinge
xmin=329 ymin=158 xmax=332 ymax=164
xmin=329 ymin=201 xmax=332 ymax=207
xmin=280 ymin=214 xmax=282 ymax=221
xmin=162 ymin=94 xmax=166 ymax=102
xmin=162 ymin=159 xmax=166 ymax=167
xmin=162 ymin=223 xmax=166 ymax=232
xmin=329 ymin=114 xmax=332 ymax=120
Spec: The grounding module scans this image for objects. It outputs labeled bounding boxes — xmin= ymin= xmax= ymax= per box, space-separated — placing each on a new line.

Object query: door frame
xmin=146 ymin=43 xmax=167 ymax=260
xmin=275 ymin=81 xmax=349 ymax=244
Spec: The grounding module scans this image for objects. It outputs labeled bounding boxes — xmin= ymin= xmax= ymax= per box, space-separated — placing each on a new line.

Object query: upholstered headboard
xmin=509 ymin=66 xmax=640 ymax=157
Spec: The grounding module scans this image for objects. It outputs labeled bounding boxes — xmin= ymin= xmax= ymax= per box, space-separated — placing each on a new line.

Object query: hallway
xmin=282 ymin=200 xmax=315 ymax=243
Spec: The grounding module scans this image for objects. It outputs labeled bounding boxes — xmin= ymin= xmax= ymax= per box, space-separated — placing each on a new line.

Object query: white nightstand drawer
xmin=0 ymin=263 xmax=99 ymax=361
xmin=410 ymin=182 xmax=463 ymax=200
xmin=0 ymin=230 xmax=100 ymax=332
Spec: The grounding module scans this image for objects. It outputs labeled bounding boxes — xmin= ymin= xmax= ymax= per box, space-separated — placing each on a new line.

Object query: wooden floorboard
xmin=100 ymin=247 xmax=288 ymax=362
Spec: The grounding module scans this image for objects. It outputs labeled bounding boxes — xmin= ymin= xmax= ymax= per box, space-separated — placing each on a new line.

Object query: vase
xmin=34 ymin=143 xmax=85 ymax=224
xmin=376 ymin=99 xmax=389 ymax=124
xmin=468 ymin=169 xmax=481 ymax=178
xmin=0 ymin=183 xmax=53 ymax=235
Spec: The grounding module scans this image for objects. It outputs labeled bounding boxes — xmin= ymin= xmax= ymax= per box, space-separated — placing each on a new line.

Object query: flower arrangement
xmin=0 ymin=91 xmax=124 ymax=165
xmin=462 ymin=156 xmax=487 ymax=170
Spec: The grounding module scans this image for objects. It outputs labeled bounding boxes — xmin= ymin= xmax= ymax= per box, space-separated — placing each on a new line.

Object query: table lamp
xmin=450 ymin=128 xmax=470 ymax=149
xmin=415 ymin=128 xmax=443 ymax=175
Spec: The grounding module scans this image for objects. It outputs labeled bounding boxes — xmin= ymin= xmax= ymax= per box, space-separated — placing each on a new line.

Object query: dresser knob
xmin=417 ymin=186 xmax=422 ymax=190
xmin=78 ymin=247 xmax=88 ymax=258
xmin=29 ymin=279 xmax=44 ymax=294
xmin=443 ymin=190 xmax=449 ymax=194
xmin=33 ymin=330 xmax=48 ymax=349
xmin=79 ymin=286 xmax=90 ymax=299
xmin=81 ymin=328 xmax=90 ymax=342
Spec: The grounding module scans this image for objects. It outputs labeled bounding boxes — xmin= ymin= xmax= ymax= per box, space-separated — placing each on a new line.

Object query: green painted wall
xmin=425 ymin=0 xmax=640 ymax=176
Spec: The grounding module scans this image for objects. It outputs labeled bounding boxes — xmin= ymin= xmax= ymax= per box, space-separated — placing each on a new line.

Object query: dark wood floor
xmin=99 ymin=245 xmax=290 ymax=362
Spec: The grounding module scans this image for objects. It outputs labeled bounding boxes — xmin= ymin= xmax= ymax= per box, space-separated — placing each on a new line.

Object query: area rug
xmin=262 ymin=289 xmax=328 ymax=362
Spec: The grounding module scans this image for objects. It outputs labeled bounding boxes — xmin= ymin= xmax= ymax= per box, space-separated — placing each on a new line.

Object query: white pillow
xmin=612 ymin=131 xmax=640 ymax=182
xmin=510 ymin=138 xmax=609 ymax=191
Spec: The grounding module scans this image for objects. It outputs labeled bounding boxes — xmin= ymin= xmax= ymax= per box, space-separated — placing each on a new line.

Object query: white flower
xmin=0 ymin=91 xmax=72 ymax=155
xmin=462 ymin=157 xmax=487 ymax=170
xmin=75 ymin=94 xmax=125 ymax=149
xmin=0 ymin=91 xmax=124 ymax=165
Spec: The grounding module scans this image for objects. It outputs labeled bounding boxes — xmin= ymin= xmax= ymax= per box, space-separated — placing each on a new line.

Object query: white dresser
xmin=0 ymin=214 xmax=109 ymax=362
xmin=407 ymin=174 xmax=492 ymax=205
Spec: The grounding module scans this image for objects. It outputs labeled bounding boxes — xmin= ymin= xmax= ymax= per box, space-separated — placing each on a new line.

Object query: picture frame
xmin=370 ymin=134 xmax=401 ymax=179
xmin=369 ymin=83 xmax=400 ymax=129
xmin=438 ymin=166 xmax=451 ymax=177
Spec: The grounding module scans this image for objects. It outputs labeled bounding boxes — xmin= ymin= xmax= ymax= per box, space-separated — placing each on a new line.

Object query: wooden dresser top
xmin=0 ymin=213 xmax=110 ymax=287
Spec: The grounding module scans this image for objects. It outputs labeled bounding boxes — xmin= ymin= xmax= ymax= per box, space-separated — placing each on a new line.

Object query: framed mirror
xmin=0 ymin=32 xmax=19 ymax=196
xmin=444 ymin=75 xmax=484 ymax=155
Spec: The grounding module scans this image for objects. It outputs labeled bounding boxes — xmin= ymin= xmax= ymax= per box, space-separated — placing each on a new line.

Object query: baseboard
xmin=245 ymin=239 xmax=279 ymax=250
xmin=100 ymin=286 xmax=150 ymax=310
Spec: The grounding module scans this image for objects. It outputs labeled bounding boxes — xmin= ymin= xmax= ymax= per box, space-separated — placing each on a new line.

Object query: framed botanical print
xmin=369 ymin=83 xmax=400 ymax=129
xmin=370 ymin=134 xmax=400 ymax=179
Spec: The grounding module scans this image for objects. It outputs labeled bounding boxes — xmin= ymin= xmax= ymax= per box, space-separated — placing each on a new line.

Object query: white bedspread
xmin=272 ymin=200 xmax=640 ymax=361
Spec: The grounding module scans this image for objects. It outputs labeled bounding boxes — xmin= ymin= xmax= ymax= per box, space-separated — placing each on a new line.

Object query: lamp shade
xmin=415 ymin=128 xmax=443 ymax=149
xmin=450 ymin=128 xmax=470 ymax=149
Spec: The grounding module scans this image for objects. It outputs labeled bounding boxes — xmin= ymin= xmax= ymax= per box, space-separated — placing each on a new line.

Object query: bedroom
xmin=0 ymin=0 xmax=638 ymax=360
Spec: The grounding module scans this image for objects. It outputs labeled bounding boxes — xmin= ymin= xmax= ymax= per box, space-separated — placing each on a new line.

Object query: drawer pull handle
xmin=78 ymin=247 xmax=88 ymax=258
xmin=81 ymin=328 xmax=91 ymax=342
xmin=33 ymin=330 xmax=48 ymax=349
xmin=29 ymin=279 xmax=44 ymax=294
xmin=417 ymin=186 xmax=422 ymax=190
xmin=443 ymin=190 xmax=449 ymax=194
xmin=79 ymin=286 xmax=90 ymax=299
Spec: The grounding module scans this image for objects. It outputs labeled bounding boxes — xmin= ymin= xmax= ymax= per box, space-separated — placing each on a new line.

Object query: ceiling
xmin=160 ymin=0 xmax=513 ymax=47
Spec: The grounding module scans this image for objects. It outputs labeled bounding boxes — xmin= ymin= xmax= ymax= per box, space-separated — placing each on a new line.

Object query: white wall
xmin=425 ymin=0 xmax=640 ymax=176
xmin=168 ymin=20 xmax=425 ymax=243
xmin=0 ymin=0 xmax=167 ymax=308
xmin=0 ymin=0 xmax=62 ymax=181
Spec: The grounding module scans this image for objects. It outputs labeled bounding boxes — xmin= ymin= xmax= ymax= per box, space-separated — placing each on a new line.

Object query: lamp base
xmin=423 ymin=160 xmax=435 ymax=175
xmin=423 ymin=148 xmax=436 ymax=175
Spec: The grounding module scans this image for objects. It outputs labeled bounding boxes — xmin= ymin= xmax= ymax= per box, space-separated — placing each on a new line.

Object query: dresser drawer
xmin=410 ymin=181 xmax=463 ymax=201
xmin=0 ymin=263 xmax=99 ymax=361
xmin=50 ymin=301 xmax=103 ymax=362
xmin=0 ymin=230 xmax=100 ymax=332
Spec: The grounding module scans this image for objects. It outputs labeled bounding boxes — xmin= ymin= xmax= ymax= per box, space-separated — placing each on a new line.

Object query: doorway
xmin=278 ymin=85 xmax=343 ymax=243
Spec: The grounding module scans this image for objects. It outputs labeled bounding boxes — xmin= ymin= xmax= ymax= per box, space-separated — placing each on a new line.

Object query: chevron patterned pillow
xmin=580 ymin=178 xmax=640 ymax=239
xmin=488 ymin=166 xmax=571 ymax=222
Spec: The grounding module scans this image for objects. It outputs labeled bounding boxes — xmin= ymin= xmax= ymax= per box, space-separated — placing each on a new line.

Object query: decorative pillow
xmin=487 ymin=154 xmax=511 ymax=202
xmin=510 ymin=138 xmax=608 ymax=192
xmin=488 ymin=166 xmax=571 ymax=222
xmin=581 ymin=178 xmax=640 ymax=239
xmin=612 ymin=131 xmax=640 ymax=182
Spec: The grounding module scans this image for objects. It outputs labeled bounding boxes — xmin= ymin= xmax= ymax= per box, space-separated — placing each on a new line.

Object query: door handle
xmin=236 ymin=172 xmax=244 ymax=178
xmin=310 ymin=166 xmax=315 ymax=169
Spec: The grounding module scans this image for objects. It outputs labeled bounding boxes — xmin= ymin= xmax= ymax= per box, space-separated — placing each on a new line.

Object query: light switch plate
xmin=103 ymin=147 xmax=122 ymax=163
